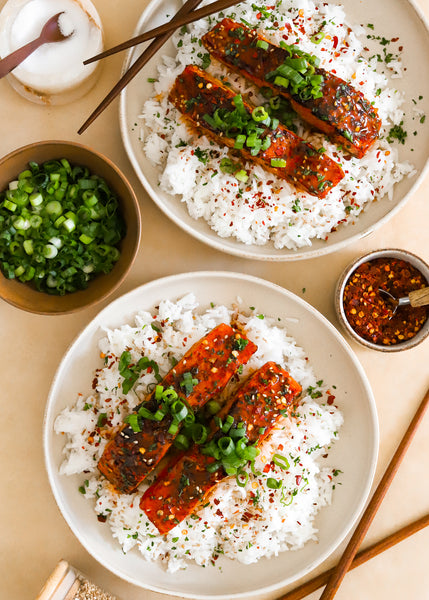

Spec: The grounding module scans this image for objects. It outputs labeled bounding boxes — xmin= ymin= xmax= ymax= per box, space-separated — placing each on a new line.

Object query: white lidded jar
xmin=36 ymin=560 xmax=118 ymax=600
xmin=0 ymin=0 xmax=104 ymax=104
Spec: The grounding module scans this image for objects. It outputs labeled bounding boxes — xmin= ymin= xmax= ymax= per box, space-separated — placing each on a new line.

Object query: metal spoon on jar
xmin=379 ymin=286 xmax=429 ymax=317
xmin=0 ymin=12 xmax=74 ymax=79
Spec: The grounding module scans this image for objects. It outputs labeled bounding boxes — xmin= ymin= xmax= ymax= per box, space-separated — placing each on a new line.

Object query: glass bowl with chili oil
xmin=335 ymin=249 xmax=429 ymax=352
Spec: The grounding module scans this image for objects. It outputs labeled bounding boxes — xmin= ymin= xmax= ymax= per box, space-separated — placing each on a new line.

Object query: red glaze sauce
xmin=343 ymin=257 xmax=428 ymax=346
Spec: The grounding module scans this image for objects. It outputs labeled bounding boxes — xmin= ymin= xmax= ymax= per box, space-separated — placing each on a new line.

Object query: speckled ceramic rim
xmin=335 ymin=249 xmax=429 ymax=352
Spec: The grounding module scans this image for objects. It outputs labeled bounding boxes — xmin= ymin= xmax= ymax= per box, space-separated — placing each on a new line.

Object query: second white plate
xmin=44 ymin=271 xmax=378 ymax=598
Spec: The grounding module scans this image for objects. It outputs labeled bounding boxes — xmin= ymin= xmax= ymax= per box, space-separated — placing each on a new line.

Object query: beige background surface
xmin=0 ymin=0 xmax=428 ymax=599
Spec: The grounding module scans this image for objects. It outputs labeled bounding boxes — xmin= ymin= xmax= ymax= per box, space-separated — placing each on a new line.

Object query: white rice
xmin=139 ymin=0 xmax=415 ymax=250
xmin=55 ymin=294 xmax=343 ymax=571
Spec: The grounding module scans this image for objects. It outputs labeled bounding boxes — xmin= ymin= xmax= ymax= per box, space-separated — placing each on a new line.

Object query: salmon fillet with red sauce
xmin=169 ymin=64 xmax=344 ymax=198
xmin=140 ymin=361 xmax=301 ymax=535
xmin=202 ymin=18 xmax=381 ymax=158
xmin=98 ymin=323 xmax=257 ymax=493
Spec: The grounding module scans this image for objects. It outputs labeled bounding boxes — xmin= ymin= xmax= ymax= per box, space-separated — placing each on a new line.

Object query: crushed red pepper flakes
xmin=343 ymin=257 xmax=428 ymax=346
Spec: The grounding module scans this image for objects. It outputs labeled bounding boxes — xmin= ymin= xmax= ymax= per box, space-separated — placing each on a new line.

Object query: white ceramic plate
xmin=119 ymin=0 xmax=429 ymax=261
xmin=44 ymin=271 xmax=378 ymax=598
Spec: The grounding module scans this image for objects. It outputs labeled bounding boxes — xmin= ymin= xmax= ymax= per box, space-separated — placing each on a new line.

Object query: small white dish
xmin=44 ymin=271 xmax=378 ymax=598
xmin=0 ymin=0 xmax=103 ymax=105
xmin=119 ymin=0 xmax=429 ymax=261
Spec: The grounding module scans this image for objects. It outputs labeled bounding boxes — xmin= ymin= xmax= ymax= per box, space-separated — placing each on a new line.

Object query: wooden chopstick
xmin=318 ymin=386 xmax=429 ymax=599
xmin=278 ymin=512 xmax=429 ymax=600
xmin=78 ymin=0 xmax=203 ymax=134
xmin=83 ymin=0 xmax=243 ymax=66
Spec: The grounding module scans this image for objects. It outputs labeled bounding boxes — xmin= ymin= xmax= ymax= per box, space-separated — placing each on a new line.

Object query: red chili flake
xmin=343 ymin=257 xmax=428 ymax=346
xmin=332 ymin=35 xmax=339 ymax=49
xmin=97 ymin=514 xmax=107 ymax=523
xmin=295 ymin=475 xmax=302 ymax=486
xmin=242 ymin=511 xmax=253 ymax=522
xmin=256 ymin=12 xmax=262 ymax=19
xmin=92 ymin=377 xmax=98 ymax=390
xmin=263 ymin=464 xmax=271 ymax=473
xmin=327 ymin=395 xmax=335 ymax=405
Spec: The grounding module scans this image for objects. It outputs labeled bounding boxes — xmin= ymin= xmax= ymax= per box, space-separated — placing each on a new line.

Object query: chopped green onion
xmin=154 ymin=408 xmax=166 ymax=421
xmin=23 ymin=239 xmax=34 ymax=255
xmin=29 ymin=192 xmax=43 ymax=207
xmin=261 ymin=137 xmax=272 ymax=151
xmin=252 ymin=106 xmax=269 ymax=122
xmin=236 ymin=471 xmax=249 ymax=487
xmin=3 ymin=199 xmax=17 ymax=212
xmin=269 ymin=96 xmax=281 ymax=110
xmin=170 ymin=400 xmax=188 ymax=422
xmin=250 ymin=139 xmax=262 ymax=156
xmin=162 ymin=388 xmax=178 ymax=401
xmin=45 ymin=200 xmax=62 ymax=217
xmin=234 ymin=134 xmax=246 ymax=149
xmin=206 ymin=400 xmax=221 ymax=415
xmin=79 ymin=234 xmax=94 ymax=245
xmin=62 ymin=218 xmax=76 ymax=233
xmin=168 ymin=421 xmax=179 ymax=436
xmin=138 ymin=407 xmax=157 ymax=420
xmin=271 ymin=158 xmax=287 ymax=168
xmin=174 ymin=434 xmax=190 ymax=450
xmin=267 ymin=478 xmax=282 ymax=489
xmin=13 ymin=216 xmax=30 ymax=230
xmin=274 ymin=76 xmax=290 ymax=88
xmin=125 ymin=414 xmax=141 ymax=433
xmin=206 ymin=461 xmax=221 ymax=473
xmin=235 ymin=170 xmax=249 ymax=183
xmin=43 ymin=244 xmax=58 ymax=259
xmin=311 ymin=31 xmax=325 ymax=44
xmin=220 ymin=158 xmax=237 ymax=174
xmin=242 ymin=445 xmax=259 ymax=460
xmin=218 ymin=436 xmax=234 ymax=456
xmin=191 ymin=423 xmax=208 ymax=444
xmin=221 ymin=414 xmax=234 ymax=433
xmin=229 ymin=426 xmax=246 ymax=439
xmin=256 ymin=39 xmax=269 ymax=51
xmin=272 ymin=454 xmax=290 ymax=470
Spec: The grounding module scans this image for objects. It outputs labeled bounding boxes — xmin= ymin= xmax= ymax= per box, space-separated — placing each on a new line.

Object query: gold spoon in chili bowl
xmin=379 ymin=286 xmax=429 ymax=318
xmin=0 ymin=12 xmax=74 ymax=79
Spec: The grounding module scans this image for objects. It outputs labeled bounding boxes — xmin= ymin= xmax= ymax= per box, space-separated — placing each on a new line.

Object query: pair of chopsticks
xmin=78 ymin=0 xmax=243 ymax=134
xmin=278 ymin=385 xmax=429 ymax=600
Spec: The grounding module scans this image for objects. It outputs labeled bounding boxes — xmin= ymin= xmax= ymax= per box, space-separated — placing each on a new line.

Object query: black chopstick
xmin=83 ymin=0 xmax=243 ymax=65
xmin=78 ymin=0 xmax=204 ymax=134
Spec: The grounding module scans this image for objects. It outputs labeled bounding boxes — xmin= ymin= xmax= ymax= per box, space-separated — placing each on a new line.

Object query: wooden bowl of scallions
xmin=0 ymin=141 xmax=141 ymax=314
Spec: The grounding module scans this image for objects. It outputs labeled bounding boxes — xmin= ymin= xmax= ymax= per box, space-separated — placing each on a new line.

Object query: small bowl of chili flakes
xmin=335 ymin=249 xmax=429 ymax=352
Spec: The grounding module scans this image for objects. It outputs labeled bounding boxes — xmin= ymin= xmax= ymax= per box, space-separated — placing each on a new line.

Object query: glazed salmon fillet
xmin=169 ymin=64 xmax=344 ymax=198
xmin=98 ymin=323 xmax=257 ymax=493
xmin=202 ymin=18 xmax=381 ymax=158
xmin=140 ymin=361 xmax=301 ymax=535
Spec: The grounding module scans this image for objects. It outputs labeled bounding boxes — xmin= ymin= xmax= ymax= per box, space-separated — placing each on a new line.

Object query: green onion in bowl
xmin=0 ymin=158 xmax=126 ymax=296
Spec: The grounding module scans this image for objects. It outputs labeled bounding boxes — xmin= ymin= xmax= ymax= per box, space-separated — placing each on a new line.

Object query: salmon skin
xmin=169 ymin=64 xmax=344 ymax=198
xmin=202 ymin=18 xmax=381 ymax=158
xmin=140 ymin=362 xmax=301 ymax=535
xmin=98 ymin=323 xmax=257 ymax=494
